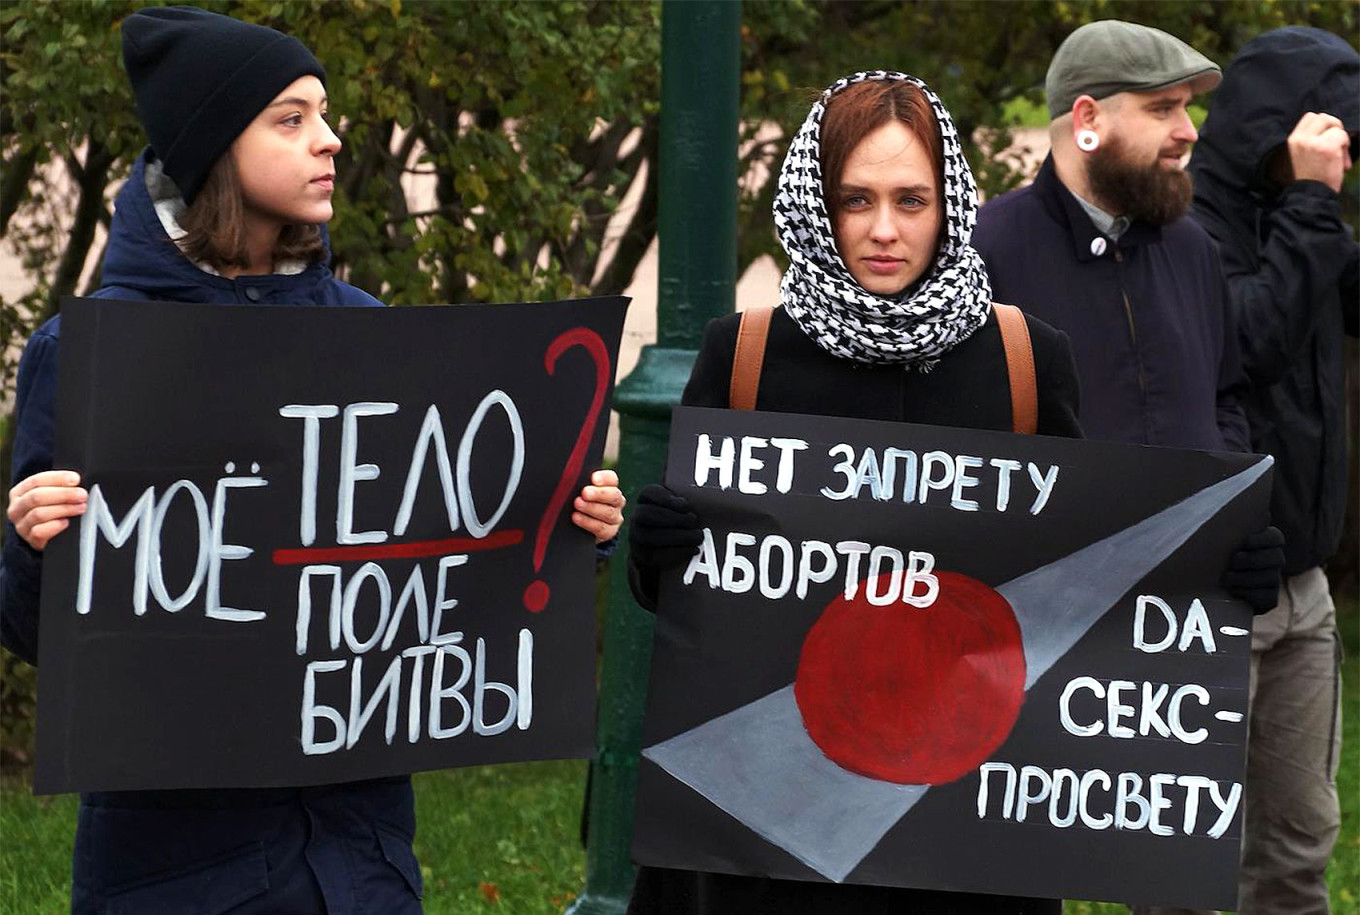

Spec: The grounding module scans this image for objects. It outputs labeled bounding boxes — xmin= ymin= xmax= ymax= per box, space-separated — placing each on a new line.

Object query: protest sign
xmin=35 ymin=295 xmax=628 ymax=794
xmin=633 ymin=406 xmax=1272 ymax=909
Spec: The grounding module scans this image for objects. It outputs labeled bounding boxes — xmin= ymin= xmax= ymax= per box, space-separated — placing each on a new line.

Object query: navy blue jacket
xmin=974 ymin=156 xmax=1250 ymax=453
xmin=1 ymin=150 xmax=420 ymax=914
xmin=1189 ymin=27 xmax=1360 ymax=575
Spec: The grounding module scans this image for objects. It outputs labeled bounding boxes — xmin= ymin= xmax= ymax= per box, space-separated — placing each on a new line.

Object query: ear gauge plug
xmin=1076 ymin=129 xmax=1100 ymax=153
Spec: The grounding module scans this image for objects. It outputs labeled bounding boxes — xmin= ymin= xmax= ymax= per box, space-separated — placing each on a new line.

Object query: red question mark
xmin=522 ymin=326 xmax=611 ymax=612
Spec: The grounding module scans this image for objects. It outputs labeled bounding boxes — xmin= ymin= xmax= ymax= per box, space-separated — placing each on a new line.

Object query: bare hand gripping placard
xmin=35 ymin=295 xmax=629 ymax=794
xmin=633 ymin=406 xmax=1272 ymax=910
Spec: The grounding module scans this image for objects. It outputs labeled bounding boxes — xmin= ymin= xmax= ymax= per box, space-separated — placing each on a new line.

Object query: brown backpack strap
xmin=729 ymin=306 xmax=774 ymax=411
xmin=993 ymin=303 xmax=1037 ymax=435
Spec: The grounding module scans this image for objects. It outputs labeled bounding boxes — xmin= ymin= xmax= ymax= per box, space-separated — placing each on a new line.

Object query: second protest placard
xmin=633 ymin=406 xmax=1272 ymax=910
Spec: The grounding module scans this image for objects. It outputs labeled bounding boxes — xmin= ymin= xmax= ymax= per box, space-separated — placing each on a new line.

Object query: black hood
xmin=1191 ymin=27 xmax=1358 ymax=194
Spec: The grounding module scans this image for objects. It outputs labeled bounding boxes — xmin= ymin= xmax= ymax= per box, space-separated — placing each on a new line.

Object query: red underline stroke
xmin=272 ymin=530 xmax=525 ymax=565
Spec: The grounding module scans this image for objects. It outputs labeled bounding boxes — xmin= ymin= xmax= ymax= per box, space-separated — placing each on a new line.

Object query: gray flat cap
xmin=1046 ymin=20 xmax=1221 ymax=119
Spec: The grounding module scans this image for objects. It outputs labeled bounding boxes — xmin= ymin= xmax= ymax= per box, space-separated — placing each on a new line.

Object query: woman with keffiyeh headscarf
xmin=624 ymin=72 xmax=1079 ymax=915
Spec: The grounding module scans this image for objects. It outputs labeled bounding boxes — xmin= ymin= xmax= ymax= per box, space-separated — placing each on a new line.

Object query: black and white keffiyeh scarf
xmin=774 ymin=70 xmax=992 ymax=370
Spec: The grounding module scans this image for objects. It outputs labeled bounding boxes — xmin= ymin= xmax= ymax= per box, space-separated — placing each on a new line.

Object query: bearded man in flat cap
xmin=975 ymin=20 xmax=1289 ymax=913
xmin=976 ymin=20 xmax=1250 ymax=456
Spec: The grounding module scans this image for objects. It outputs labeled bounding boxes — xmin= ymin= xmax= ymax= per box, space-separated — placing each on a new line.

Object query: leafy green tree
xmin=1 ymin=0 xmax=661 ymax=357
xmin=6 ymin=0 xmax=1355 ymax=383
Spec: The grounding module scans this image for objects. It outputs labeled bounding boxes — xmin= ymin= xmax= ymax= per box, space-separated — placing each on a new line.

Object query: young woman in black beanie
xmin=2 ymin=7 xmax=624 ymax=913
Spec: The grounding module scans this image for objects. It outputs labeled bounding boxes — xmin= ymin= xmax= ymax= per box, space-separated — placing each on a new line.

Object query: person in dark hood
xmin=1168 ymin=27 xmax=1358 ymax=915
xmin=2 ymin=7 xmax=624 ymax=913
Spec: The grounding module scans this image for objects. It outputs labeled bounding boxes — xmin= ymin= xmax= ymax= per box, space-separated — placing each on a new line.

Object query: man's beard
xmin=1085 ymin=135 xmax=1192 ymax=226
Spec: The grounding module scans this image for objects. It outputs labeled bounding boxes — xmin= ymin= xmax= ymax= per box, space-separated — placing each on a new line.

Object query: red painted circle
xmin=523 ymin=580 xmax=550 ymax=613
xmin=793 ymin=571 xmax=1025 ymax=785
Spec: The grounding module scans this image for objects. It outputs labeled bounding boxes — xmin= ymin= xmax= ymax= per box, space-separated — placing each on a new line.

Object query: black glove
xmin=1224 ymin=525 xmax=1285 ymax=615
xmin=629 ymin=483 xmax=703 ymax=570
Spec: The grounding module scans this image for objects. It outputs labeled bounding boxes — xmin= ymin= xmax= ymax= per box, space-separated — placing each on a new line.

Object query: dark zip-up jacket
xmin=1 ymin=150 xmax=422 ymax=914
xmin=1188 ymin=27 xmax=1360 ymax=575
xmin=974 ymin=156 xmax=1250 ymax=454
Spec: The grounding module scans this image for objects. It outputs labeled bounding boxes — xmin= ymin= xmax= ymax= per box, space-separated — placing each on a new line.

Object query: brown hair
xmin=819 ymin=80 xmax=944 ymax=216
xmin=177 ymin=151 xmax=326 ymax=273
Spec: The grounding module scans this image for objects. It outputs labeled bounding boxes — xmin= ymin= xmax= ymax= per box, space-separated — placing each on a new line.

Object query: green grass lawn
xmin=3 ymin=607 xmax=1357 ymax=914
xmin=412 ymin=761 xmax=587 ymax=914
xmin=0 ymin=789 xmax=78 ymax=914
xmin=1324 ymin=601 xmax=1359 ymax=915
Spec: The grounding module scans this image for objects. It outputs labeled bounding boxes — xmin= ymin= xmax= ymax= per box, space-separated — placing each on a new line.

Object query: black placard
xmin=35 ymin=295 xmax=628 ymax=794
xmin=633 ymin=406 xmax=1272 ymax=910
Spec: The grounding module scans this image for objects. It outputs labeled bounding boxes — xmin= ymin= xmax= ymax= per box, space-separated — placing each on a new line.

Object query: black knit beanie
xmin=121 ymin=6 xmax=326 ymax=204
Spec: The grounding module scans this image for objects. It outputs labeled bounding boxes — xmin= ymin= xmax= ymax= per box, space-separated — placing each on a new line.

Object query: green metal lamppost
xmin=567 ymin=2 xmax=741 ymax=913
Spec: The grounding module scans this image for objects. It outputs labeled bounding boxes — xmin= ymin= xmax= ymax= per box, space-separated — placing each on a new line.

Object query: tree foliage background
xmin=2 ymin=0 xmax=1357 ymax=761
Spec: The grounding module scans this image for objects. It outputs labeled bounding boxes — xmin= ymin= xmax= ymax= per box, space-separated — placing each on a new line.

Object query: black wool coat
xmin=628 ymin=305 xmax=1081 ymax=915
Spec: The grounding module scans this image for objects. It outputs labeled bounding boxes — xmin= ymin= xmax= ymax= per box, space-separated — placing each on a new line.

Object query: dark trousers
xmin=71 ymin=778 xmax=423 ymax=914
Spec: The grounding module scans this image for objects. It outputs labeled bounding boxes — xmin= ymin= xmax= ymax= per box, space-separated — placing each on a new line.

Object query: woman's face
xmin=832 ymin=121 xmax=942 ymax=296
xmin=232 ymin=75 xmax=341 ymax=231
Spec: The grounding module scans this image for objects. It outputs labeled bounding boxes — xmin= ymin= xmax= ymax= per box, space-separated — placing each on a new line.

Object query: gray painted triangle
xmin=644 ymin=686 xmax=924 ymax=882
xmin=1001 ymin=457 xmax=1272 ymax=689
xmin=644 ymin=458 xmax=1271 ymax=882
